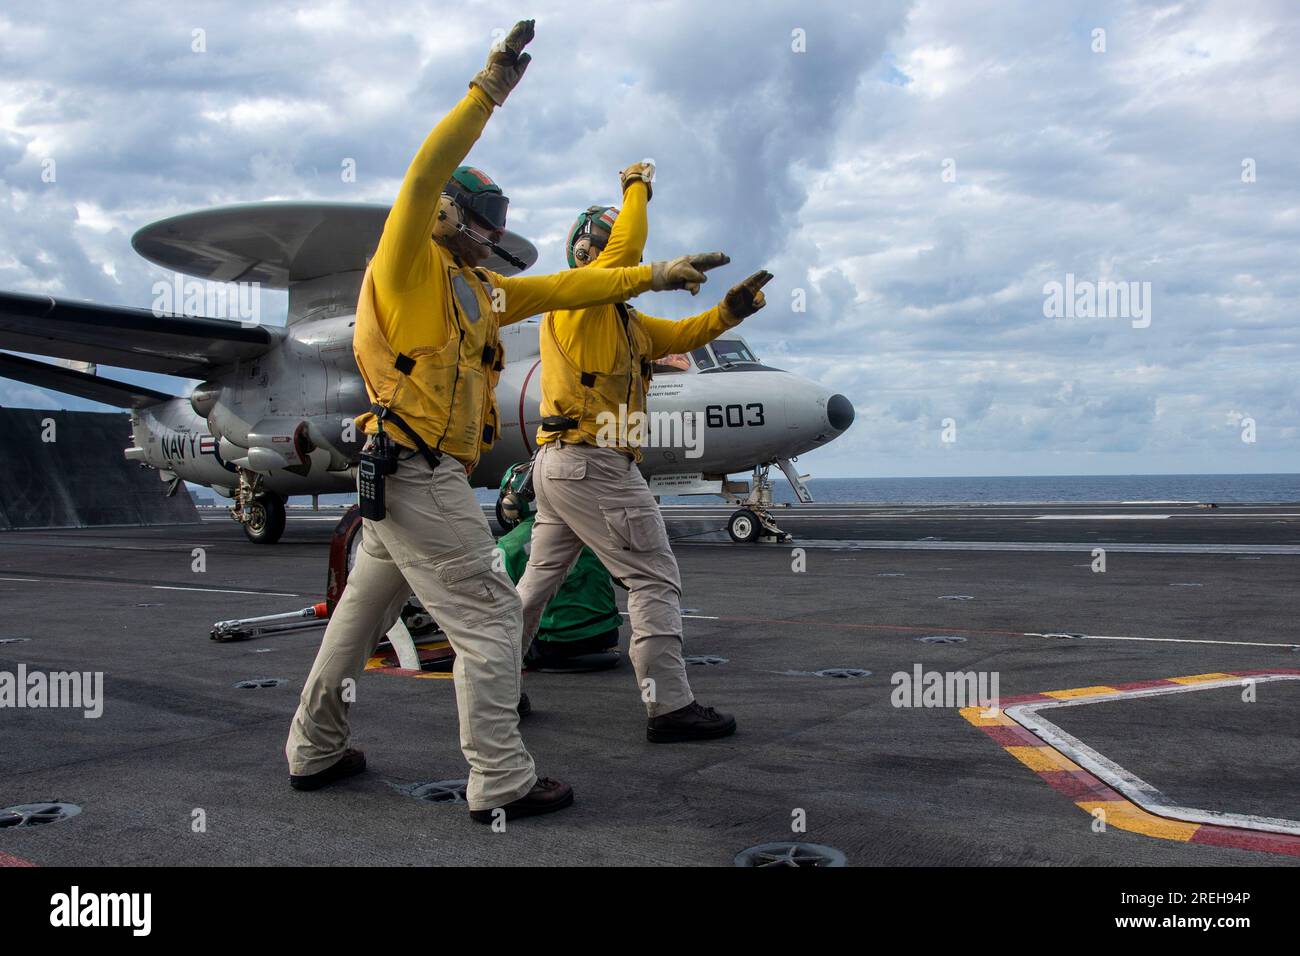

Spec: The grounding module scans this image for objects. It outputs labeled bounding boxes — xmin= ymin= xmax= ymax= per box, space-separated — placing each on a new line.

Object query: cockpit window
xmin=711 ymin=338 xmax=758 ymax=366
xmin=653 ymin=353 xmax=691 ymax=374
xmin=690 ymin=347 xmax=715 ymax=370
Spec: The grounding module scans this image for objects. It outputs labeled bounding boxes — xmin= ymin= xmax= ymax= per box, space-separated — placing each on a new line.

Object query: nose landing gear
xmin=724 ymin=462 xmax=796 ymax=543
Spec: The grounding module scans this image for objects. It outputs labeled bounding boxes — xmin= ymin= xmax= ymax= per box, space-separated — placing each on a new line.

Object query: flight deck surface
xmin=1 ymin=502 xmax=1296 ymax=866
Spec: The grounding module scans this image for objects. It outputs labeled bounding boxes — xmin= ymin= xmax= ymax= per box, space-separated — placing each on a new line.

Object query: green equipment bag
xmin=496 ymin=513 xmax=623 ymax=661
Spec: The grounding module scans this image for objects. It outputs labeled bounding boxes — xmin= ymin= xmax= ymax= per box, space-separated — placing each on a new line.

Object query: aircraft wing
xmin=0 ymin=351 xmax=176 ymax=409
xmin=0 ymin=291 xmax=278 ymax=377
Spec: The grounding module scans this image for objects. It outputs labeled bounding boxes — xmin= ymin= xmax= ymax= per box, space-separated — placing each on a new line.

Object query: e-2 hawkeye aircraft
xmin=0 ymin=202 xmax=855 ymax=543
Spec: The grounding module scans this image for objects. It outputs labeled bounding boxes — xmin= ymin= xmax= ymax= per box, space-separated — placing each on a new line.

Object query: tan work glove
xmin=620 ymin=161 xmax=655 ymax=202
xmin=721 ymin=270 xmax=773 ymax=320
xmin=650 ymin=253 xmax=730 ymax=295
xmin=470 ymin=20 xmax=535 ymax=106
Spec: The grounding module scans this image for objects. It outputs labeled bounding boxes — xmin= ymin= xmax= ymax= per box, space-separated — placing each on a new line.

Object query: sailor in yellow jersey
xmin=516 ymin=160 xmax=772 ymax=742
xmin=285 ymin=21 xmax=733 ymax=823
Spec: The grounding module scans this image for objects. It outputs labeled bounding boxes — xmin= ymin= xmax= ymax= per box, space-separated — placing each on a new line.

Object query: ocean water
xmin=316 ymin=473 xmax=1300 ymax=510
xmin=680 ymin=473 xmax=1300 ymax=505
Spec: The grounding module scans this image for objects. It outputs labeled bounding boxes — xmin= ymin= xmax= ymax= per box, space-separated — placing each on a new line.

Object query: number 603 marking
xmin=705 ymin=403 xmax=765 ymax=427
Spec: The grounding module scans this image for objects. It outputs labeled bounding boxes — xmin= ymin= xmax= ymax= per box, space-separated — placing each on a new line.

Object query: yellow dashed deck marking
xmin=1167 ymin=673 xmax=1235 ymax=685
xmin=959 ymin=706 xmax=1012 ymax=726
xmin=1042 ymin=685 xmax=1118 ymax=700
xmin=1076 ymin=800 xmax=1199 ymax=841
xmin=1005 ymin=746 xmax=1082 ymax=773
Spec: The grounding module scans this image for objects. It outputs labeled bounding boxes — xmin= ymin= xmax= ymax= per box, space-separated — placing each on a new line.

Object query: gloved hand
xmin=620 ymin=161 xmax=655 ymax=201
xmin=650 ymin=253 xmax=730 ymax=295
xmin=471 ymin=19 xmax=535 ymax=106
xmin=721 ymin=270 xmax=773 ymax=320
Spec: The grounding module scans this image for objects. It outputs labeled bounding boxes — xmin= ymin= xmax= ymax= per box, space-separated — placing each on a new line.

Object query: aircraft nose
xmin=827 ymin=393 xmax=855 ymax=432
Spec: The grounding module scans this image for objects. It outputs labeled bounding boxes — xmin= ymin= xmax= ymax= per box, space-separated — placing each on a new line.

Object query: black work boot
xmin=289 ymin=748 xmax=367 ymax=791
xmin=518 ymin=692 xmax=532 ymax=717
xmin=646 ymin=701 xmax=737 ymax=742
xmin=469 ymin=777 xmax=573 ymax=824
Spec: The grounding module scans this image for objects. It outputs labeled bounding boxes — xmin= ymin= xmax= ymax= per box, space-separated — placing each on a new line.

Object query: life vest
xmin=536 ymin=302 xmax=655 ymax=457
xmin=352 ymin=256 xmax=505 ymax=469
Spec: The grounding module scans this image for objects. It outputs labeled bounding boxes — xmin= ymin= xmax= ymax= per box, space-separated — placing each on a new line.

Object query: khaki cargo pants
xmin=285 ymin=454 xmax=537 ymax=811
xmin=516 ymin=441 xmax=694 ymax=717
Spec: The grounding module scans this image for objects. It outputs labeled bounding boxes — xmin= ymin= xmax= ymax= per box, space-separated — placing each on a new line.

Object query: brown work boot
xmin=289 ymin=748 xmax=366 ymax=791
xmin=469 ymin=777 xmax=573 ymax=824
xmin=647 ymin=701 xmax=737 ymax=742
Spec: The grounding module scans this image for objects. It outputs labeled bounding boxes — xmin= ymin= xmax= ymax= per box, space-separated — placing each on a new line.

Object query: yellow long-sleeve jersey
xmin=536 ymin=180 xmax=743 ymax=459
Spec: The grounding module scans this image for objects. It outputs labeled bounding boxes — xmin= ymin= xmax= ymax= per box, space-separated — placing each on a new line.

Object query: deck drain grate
xmin=405 ymin=780 xmax=469 ymax=804
xmin=734 ymin=842 xmax=846 ymax=868
xmin=0 ymin=802 xmax=82 ymax=828
xmin=917 ymin=635 xmax=967 ymax=644
xmin=814 ymin=668 xmax=870 ymax=679
xmin=234 ymin=677 xmax=289 ymax=689
xmin=684 ymin=655 xmax=728 ymax=666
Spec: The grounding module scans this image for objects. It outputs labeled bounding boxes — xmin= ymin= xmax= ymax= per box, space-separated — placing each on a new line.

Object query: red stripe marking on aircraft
xmin=517 ymin=359 xmax=541 ymax=452
xmin=0 ymin=851 xmax=36 ymax=867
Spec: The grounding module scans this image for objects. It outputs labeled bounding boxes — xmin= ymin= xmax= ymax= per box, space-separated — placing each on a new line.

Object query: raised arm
xmin=598 ymin=172 xmax=650 ymax=269
xmin=372 ymin=20 xmax=535 ymax=290
xmin=372 ymin=87 xmax=496 ymax=289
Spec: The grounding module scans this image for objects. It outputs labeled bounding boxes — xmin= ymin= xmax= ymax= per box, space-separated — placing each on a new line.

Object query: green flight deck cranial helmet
xmin=566 ymin=204 xmax=619 ymax=268
xmin=434 ymin=165 xmax=511 ymax=245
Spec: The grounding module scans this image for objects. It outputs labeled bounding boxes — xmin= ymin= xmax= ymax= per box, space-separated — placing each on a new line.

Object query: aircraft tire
xmin=243 ymin=492 xmax=287 ymax=544
xmin=727 ymin=508 xmax=762 ymax=543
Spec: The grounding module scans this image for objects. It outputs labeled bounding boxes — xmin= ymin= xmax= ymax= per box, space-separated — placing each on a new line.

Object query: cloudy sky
xmin=1 ymin=0 xmax=1296 ymax=478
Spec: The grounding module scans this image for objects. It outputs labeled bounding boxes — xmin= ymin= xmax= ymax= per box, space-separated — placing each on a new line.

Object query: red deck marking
xmin=1038 ymin=770 xmax=1122 ymax=802
xmin=1191 ymin=826 xmax=1300 ymax=857
xmin=981 ymin=725 xmax=1044 ymax=747
xmin=0 ymin=851 xmax=36 ymax=867
xmin=998 ymin=692 xmax=1055 ymax=705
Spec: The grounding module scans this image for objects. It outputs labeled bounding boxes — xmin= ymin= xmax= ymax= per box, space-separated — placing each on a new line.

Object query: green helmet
xmin=566 ymin=205 xmax=619 ymax=268
xmin=444 ymin=166 xmax=509 ymax=232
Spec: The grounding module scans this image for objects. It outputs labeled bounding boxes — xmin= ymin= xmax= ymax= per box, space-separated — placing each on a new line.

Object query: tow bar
xmin=210 ymin=603 xmax=330 ymax=642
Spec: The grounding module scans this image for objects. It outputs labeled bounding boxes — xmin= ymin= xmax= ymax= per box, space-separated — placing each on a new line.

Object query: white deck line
xmin=1004 ymin=676 xmax=1300 ymax=836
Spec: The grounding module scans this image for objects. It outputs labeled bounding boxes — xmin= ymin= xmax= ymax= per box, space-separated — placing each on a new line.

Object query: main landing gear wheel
xmin=728 ymin=508 xmax=762 ymax=543
xmin=242 ymin=492 xmax=286 ymax=544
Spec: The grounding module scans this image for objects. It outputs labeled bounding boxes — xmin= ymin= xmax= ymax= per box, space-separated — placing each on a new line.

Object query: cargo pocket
xmin=429 ymin=550 xmax=500 ymax=628
xmin=599 ymin=500 xmax=663 ymax=552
